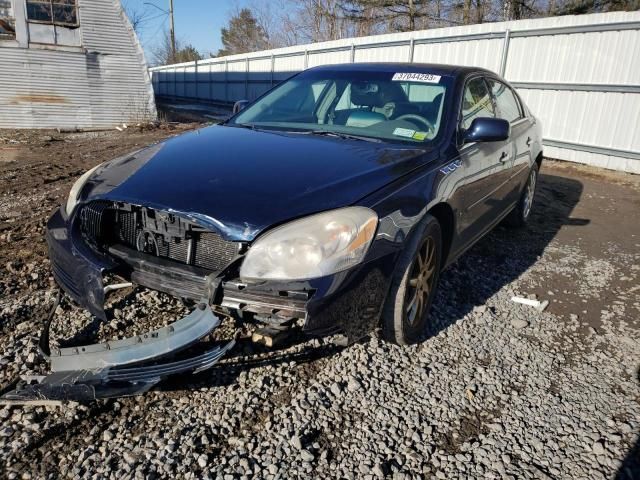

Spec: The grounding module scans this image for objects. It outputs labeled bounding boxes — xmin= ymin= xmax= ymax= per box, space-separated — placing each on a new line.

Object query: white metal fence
xmin=150 ymin=12 xmax=640 ymax=173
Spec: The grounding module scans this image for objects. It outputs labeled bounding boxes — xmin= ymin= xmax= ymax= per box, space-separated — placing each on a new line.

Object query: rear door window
xmin=487 ymin=79 xmax=522 ymax=123
xmin=461 ymin=77 xmax=495 ymax=130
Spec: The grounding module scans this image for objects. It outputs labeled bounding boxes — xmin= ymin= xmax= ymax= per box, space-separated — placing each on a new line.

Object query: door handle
xmin=499 ymin=151 xmax=508 ymax=162
xmin=526 ymin=137 xmax=532 ymax=147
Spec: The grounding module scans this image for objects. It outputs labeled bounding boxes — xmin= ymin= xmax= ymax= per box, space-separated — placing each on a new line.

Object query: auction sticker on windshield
xmin=392 ymin=73 xmax=441 ymax=83
xmin=393 ymin=128 xmax=429 ymax=140
xmin=393 ymin=127 xmax=416 ymax=138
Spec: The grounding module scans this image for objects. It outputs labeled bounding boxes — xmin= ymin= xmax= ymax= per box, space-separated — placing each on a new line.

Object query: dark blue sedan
xmin=24 ymin=63 xmax=543 ymax=401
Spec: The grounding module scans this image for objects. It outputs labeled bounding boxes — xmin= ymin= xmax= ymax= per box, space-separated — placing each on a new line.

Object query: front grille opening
xmin=79 ymin=201 xmax=239 ymax=272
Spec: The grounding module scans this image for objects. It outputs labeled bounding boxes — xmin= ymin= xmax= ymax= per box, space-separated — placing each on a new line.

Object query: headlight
xmin=240 ymin=207 xmax=378 ymax=281
xmin=65 ymin=164 xmax=102 ymax=216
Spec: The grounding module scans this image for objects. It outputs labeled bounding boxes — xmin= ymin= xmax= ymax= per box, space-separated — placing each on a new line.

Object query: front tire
xmin=506 ymin=162 xmax=539 ymax=227
xmin=382 ymin=215 xmax=442 ymax=345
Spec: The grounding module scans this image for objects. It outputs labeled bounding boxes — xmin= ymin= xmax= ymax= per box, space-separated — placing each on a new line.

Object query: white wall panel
xmin=308 ymin=49 xmax=351 ymax=67
xmin=248 ymin=57 xmax=272 ymax=80
xmin=248 ymin=84 xmax=271 ymax=100
xmin=273 ymin=55 xmax=305 ymax=73
xmin=198 ymin=60 xmax=227 ymax=73
xmin=507 ymin=30 xmax=640 ymax=84
xmin=211 ymin=83 xmax=226 ymax=101
xmin=227 ymin=60 xmax=246 ymax=72
xmin=518 ymin=89 xmax=640 ymax=150
xmin=354 ymin=45 xmax=410 ymax=63
xmin=413 ymin=38 xmax=502 ymax=71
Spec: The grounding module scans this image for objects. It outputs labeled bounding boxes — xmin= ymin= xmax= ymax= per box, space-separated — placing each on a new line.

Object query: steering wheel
xmin=395 ymin=114 xmax=434 ymax=134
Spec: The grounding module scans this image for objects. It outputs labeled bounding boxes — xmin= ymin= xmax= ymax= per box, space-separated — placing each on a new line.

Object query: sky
xmin=124 ymin=0 xmax=255 ymax=61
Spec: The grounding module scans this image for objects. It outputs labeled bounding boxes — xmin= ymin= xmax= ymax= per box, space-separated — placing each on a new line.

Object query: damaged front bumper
xmin=1 ymin=296 xmax=235 ymax=404
xmin=5 ymin=205 xmax=398 ymax=403
xmin=46 ymin=206 xmax=396 ymax=339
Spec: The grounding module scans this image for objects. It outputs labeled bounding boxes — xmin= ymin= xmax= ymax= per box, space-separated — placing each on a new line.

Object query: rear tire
xmin=382 ymin=215 xmax=442 ymax=345
xmin=506 ymin=162 xmax=539 ymax=227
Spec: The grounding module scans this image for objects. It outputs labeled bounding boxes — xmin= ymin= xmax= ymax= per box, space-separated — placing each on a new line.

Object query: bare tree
xmin=122 ymin=0 xmax=155 ymax=36
xmin=150 ymin=29 xmax=202 ymax=66
xmin=250 ymin=0 xmax=301 ymax=48
xmin=250 ymin=0 xmax=380 ymax=45
xmin=339 ymin=0 xmax=462 ymax=32
xmin=216 ymin=0 xmax=639 ymax=53
xmin=550 ymin=0 xmax=639 ymax=15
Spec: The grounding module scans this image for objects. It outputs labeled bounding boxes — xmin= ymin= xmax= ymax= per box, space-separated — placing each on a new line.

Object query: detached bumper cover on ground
xmin=1 ymin=300 xmax=235 ymax=404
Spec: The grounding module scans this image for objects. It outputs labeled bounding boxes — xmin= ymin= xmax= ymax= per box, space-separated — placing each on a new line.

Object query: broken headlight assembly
xmin=64 ymin=163 xmax=102 ymax=216
xmin=239 ymin=207 xmax=378 ymax=281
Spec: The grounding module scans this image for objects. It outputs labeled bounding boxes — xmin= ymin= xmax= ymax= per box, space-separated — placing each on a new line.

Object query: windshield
xmin=230 ymin=69 xmax=452 ymax=144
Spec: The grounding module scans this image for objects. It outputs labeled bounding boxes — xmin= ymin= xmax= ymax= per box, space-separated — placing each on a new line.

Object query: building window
xmin=0 ymin=0 xmax=16 ymax=39
xmin=26 ymin=0 xmax=78 ymax=27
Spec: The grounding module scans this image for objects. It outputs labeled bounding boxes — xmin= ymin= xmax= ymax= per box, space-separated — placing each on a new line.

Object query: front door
xmin=455 ymin=76 xmax=511 ymax=249
xmin=486 ymin=78 xmax=532 ymax=208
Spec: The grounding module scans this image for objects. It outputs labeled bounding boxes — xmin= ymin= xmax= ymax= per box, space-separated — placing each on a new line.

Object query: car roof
xmin=306 ymin=62 xmax=494 ymax=78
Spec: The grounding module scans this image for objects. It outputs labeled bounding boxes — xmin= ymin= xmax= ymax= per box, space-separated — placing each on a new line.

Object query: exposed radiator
xmin=79 ymin=201 xmax=238 ymax=272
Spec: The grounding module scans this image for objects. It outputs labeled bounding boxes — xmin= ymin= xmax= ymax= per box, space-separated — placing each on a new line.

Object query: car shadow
xmin=426 ymin=170 xmax=586 ymax=337
xmin=157 ymin=169 xmax=586 ymax=393
xmin=159 ymin=336 xmax=348 ymax=392
xmin=615 ymin=366 xmax=640 ymax=480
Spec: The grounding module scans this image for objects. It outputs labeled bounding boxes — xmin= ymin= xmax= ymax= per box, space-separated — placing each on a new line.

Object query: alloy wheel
xmin=405 ymin=236 xmax=437 ymax=325
xmin=523 ymin=168 xmax=537 ymax=219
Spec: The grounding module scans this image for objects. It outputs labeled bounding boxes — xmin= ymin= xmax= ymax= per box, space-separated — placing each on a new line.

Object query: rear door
xmin=486 ymin=78 xmax=532 ymax=207
xmin=455 ymin=75 xmax=511 ymax=248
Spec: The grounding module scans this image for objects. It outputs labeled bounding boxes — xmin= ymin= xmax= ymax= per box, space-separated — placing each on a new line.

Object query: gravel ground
xmin=0 ymin=128 xmax=639 ymax=479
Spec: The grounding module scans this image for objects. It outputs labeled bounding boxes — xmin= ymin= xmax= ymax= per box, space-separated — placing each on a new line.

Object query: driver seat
xmin=345 ymin=83 xmax=388 ymax=127
xmin=371 ymin=83 xmax=415 ymax=120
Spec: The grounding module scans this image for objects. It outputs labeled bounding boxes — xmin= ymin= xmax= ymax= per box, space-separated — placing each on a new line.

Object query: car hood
xmin=81 ymin=125 xmax=431 ymax=241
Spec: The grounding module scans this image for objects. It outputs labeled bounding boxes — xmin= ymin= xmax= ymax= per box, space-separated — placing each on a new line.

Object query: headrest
xmin=350 ymin=82 xmax=386 ymax=108
xmin=350 ymin=81 xmax=409 ymax=108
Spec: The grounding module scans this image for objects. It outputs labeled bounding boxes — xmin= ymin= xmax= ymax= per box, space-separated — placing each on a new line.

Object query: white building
xmin=0 ymin=0 xmax=156 ymax=129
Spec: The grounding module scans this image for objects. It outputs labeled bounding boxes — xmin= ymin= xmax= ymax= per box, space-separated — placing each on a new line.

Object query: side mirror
xmin=233 ymin=100 xmax=249 ymax=114
xmin=462 ymin=117 xmax=510 ymax=144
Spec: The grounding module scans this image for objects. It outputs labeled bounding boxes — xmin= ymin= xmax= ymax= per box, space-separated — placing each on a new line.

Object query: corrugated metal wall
xmin=150 ymin=12 xmax=640 ymax=173
xmin=0 ymin=0 xmax=156 ymax=129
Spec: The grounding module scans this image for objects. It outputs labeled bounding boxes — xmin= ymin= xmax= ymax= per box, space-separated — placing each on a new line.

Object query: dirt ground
xmin=0 ymin=126 xmax=639 ymax=478
xmin=522 ymin=160 xmax=640 ymax=331
xmin=0 ymin=124 xmax=198 ymax=293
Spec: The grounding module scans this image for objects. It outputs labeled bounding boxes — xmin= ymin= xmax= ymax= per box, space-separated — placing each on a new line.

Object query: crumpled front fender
xmin=47 ymin=208 xmax=114 ymax=319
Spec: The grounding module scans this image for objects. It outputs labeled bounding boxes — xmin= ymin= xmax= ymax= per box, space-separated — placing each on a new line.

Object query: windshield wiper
xmin=297 ymin=130 xmax=382 ymax=143
xmin=228 ymin=125 xmax=382 ymax=143
xmin=227 ymin=123 xmax=257 ymax=130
